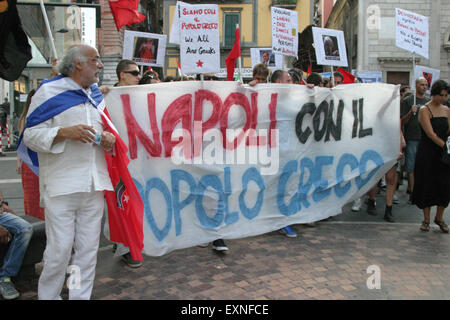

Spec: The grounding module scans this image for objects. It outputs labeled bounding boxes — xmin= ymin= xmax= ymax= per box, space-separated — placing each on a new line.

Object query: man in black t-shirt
xmin=400 ymin=77 xmax=430 ymax=200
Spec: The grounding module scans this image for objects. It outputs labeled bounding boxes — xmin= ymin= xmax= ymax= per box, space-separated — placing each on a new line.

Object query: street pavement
xmin=1 ymin=150 xmax=450 ymax=300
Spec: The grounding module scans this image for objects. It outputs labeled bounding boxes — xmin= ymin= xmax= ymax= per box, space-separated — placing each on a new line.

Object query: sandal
xmin=420 ymin=221 xmax=430 ymax=232
xmin=434 ymin=219 xmax=449 ymax=233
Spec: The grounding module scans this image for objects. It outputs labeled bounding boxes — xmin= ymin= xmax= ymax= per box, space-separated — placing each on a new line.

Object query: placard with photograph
xmin=312 ymin=27 xmax=348 ymax=67
xmin=413 ymin=65 xmax=440 ymax=94
xmin=123 ymin=31 xmax=167 ymax=67
xmin=250 ymin=48 xmax=282 ymax=69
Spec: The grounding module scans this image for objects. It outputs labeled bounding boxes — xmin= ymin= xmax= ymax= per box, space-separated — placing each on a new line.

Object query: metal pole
xmin=236 ymin=23 xmax=242 ymax=81
xmin=413 ymin=54 xmax=417 ymax=107
xmin=39 ymin=0 xmax=58 ymax=60
xmin=331 ymin=66 xmax=335 ymax=87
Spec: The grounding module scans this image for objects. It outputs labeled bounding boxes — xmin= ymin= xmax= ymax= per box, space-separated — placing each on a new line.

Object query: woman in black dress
xmin=412 ymin=80 xmax=450 ymax=232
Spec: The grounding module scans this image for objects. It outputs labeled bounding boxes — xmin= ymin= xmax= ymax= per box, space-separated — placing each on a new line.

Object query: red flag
xmin=337 ymin=67 xmax=355 ymax=84
xmin=225 ymin=27 xmax=241 ymax=81
xmin=307 ymin=66 xmax=312 ymax=74
xmin=176 ymin=58 xmax=182 ymax=77
xmin=108 ymin=0 xmax=146 ymax=32
xmin=102 ymin=109 xmax=144 ymax=261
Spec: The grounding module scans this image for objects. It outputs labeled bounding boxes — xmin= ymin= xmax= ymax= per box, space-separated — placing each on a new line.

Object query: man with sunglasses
xmin=116 ymin=59 xmax=141 ymax=87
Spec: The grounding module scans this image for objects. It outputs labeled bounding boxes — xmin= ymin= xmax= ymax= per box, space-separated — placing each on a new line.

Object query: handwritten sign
xmin=395 ymin=8 xmax=429 ymax=59
xmin=105 ymin=82 xmax=400 ymax=256
xmin=179 ymin=3 xmax=220 ymax=75
xmin=271 ymin=7 xmax=298 ymax=57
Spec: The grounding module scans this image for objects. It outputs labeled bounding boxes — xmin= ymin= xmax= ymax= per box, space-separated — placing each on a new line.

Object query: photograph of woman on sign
xmin=322 ymin=35 xmax=340 ymax=60
xmin=133 ymin=37 xmax=159 ymax=64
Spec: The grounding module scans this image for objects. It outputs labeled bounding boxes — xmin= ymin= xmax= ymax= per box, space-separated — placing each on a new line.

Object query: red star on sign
xmin=196 ymin=60 xmax=204 ymax=67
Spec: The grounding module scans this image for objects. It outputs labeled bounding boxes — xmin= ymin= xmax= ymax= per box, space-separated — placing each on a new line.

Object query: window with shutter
xmin=224 ymin=13 xmax=240 ymax=46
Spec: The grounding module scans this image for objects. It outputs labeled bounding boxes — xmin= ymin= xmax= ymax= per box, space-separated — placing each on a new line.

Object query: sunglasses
xmin=123 ymin=70 xmax=140 ymax=76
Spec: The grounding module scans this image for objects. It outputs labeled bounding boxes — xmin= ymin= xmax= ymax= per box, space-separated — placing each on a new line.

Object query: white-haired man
xmin=23 ymin=44 xmax=116 ymax=299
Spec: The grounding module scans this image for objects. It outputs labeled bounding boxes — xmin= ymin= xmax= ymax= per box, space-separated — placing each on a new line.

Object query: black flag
xmin=0 ymin=0 xmax=32 ymax=81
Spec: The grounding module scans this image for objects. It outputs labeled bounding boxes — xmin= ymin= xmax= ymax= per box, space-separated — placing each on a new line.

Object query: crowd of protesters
xmin=0 ymin=44 xmax=448 ymax=300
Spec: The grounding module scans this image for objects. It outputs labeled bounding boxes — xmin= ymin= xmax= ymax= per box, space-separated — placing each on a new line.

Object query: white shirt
xmin=23 ymin=88 xmax=113 ymax=200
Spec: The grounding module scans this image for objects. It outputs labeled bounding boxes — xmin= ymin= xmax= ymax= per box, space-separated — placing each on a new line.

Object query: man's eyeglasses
xmin=439 ymin=93 xmax=448 ymax=97
xmin=123 ymin=70 xmax=140 ymax=76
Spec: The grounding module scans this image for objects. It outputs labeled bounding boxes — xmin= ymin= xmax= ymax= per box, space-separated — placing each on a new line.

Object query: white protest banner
xmin=413 ymin=65 xmax=440 ymax=94
xmin=271 ymin=7 xmax=298 ymax=57
xmin=250 ymin=48 xmax=283 ymax=69
xmin=123 ymin=31 xmax=167 ymax=67
xmin=312 ymin=27 xmax=348 ymax=67
xmin=169 ymin=1 xmax=189 ymax=45
xmin=179 ymin=3 xmax=220 ymax=75
xmin=105 ymin=82 xmax=400 ymax=256
xmin=395 ymin=8 xmax=429 ymax=59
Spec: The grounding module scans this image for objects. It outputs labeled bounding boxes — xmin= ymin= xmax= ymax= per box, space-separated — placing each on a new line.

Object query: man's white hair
xmin=56 ymin=45 xmax=89 ymax=76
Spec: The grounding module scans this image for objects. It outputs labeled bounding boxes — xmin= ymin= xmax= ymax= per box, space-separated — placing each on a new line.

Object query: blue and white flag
xmin=17 ymin=75 xmax=115 ymax=175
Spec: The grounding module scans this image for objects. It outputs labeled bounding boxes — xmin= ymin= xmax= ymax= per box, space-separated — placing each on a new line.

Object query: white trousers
xmin=38 ymin=191 xmax=104 ymax=300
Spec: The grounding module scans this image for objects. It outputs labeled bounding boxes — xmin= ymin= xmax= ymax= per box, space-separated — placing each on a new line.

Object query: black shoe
xmin=121 ymin=252 xmax=143 ymax=268
xmin=212 ymin=239 xmax=229 ymax=252
xmin=367 ymin=199 xmax=377 ymax=216
xmin=384 ymin=206 xmax=395 ymax=223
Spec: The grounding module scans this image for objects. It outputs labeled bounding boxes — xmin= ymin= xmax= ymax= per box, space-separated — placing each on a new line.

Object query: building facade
xmin=326 ymin=0 xmax=450 ymax=85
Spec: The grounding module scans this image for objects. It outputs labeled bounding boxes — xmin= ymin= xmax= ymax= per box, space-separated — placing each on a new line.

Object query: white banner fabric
xmin=105 ymin=82 xmax=400 ymax=256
